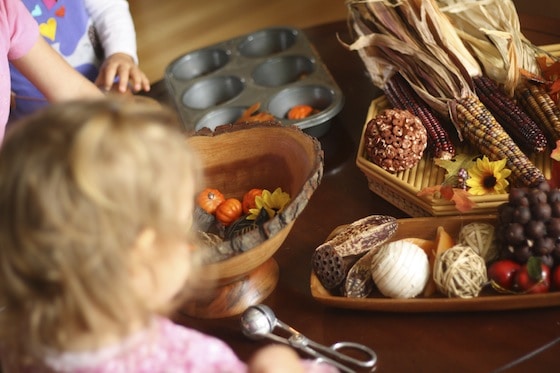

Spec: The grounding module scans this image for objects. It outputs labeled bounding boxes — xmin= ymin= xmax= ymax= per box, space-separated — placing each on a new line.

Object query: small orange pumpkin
xmin=242 ymin=188 xmax=263 ymax=214
xmin=287 ymin=104 xmax=315 ymax=120
xmin=215 ymin=198 xmax=243 ymax=226
xmin=196 ymin=188 xmax=225 ymax=214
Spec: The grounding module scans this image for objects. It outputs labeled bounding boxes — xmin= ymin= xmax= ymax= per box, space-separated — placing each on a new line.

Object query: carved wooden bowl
xmin=181 ymin=122 xmax=323 ymax=318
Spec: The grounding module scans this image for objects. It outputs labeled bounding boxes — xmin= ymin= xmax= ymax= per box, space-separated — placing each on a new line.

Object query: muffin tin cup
xmin=165 ymin=27 xmax=344 ymax=137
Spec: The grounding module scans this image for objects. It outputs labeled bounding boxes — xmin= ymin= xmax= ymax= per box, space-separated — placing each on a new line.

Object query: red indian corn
xmin=384 ymin=74 xmax=455 ymax=160
xmin=474 ymin=75 xmax=547 ymax=153
xmin=454 ymin=94 xmax=545 ymax=188
xmin=515 ymin=80 xmax=560 ymax=143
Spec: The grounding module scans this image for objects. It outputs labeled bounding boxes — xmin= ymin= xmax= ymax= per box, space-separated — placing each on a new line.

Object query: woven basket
xmin=356 ymin=96 xmax=553 ymax=217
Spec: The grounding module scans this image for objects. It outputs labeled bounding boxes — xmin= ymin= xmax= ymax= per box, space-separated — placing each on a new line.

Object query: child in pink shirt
xmin=0 ymin=99 xmax=337 ymax=373
xmin=0 ymin=0 xmax=102 ymax=142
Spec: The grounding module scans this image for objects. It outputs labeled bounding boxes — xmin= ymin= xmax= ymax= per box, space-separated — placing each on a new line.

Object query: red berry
xmin=488 ymin=260 xmax=521 ymax=292
xmin=552 ymin=265 xmax=560 ymax=291
xmin=515 ymin=257 xmax=551 ymax=294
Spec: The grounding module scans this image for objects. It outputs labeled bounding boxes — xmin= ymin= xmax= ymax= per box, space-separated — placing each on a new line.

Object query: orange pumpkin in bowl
xmin=196 ymin=188 xmax=225 ymax=214
xmin=183 ymin=121 xmax=323 ymax=318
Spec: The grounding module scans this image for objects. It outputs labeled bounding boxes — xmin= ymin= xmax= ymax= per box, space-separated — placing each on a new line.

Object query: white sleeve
xmin=84 ymin=0 xmax=139 ymax=64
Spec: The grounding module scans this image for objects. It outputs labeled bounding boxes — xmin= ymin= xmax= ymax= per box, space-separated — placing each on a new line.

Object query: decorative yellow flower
xmin=466 ymin=156 xmax=511 ymax=195
xmin=247 ymin=187 xmax=291 ymax=220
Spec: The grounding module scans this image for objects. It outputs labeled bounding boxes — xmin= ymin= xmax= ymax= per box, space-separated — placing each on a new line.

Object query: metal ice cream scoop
xmin=240 ymin=304 xmax=377 ymax=372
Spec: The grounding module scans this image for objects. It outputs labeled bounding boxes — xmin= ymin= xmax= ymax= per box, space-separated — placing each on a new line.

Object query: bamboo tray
xmin=356 ymin=44 xmax=560 ymax=217
xmin=310 ymin=215 xmax=560 ymax=312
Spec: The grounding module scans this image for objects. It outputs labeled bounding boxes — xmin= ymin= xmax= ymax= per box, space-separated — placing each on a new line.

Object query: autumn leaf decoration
xmin=417 ymin=153 xmax=477 ymax=213
xmin=536 ymin=56 xmax=560 ymax=105
xmin=418 ymin=151 xmax=513 ymax=213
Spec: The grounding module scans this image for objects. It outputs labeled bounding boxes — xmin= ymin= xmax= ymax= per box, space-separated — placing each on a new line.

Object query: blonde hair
xmin=0 ymin=99 xmax=201 ymax=363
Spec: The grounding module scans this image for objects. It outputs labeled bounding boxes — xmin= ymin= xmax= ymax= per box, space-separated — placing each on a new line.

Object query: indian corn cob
xmin=515 ymin=80 xmax=560 ymax=143
xmin=473 ymin=75 xmax=547 ymax=152
xmin=385 ymin=74 xmax=456 ymax=160
xmin=437 ymin=0 xmax=560 ymax=145
xmin=454 ymin=94 xmax=545 ymax=187
xmin=346 ymin=0 xmax=545 ymax=188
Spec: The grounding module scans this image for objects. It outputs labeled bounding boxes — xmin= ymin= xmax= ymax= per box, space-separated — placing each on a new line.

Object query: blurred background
xmin=129 ymin=1 xmax=346 ymax=82
xmin=129 ymin=0 xmax=559 ymax=83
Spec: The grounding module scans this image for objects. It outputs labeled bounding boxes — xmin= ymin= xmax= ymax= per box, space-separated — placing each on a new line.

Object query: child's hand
xmin=96 ymin=53 xmax=151 ymax=94
xmin=249 ymin=345 xmax=306 ymax=373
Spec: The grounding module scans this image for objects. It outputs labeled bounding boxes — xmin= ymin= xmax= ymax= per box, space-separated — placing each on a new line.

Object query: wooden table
xmin=148 ymin=14 xmax=560 ymax=373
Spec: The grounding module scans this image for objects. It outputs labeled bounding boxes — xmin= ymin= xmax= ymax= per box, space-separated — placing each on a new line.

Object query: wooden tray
xmin=310 ymin=215 xmax=560 ymax=312
xmin=355 ymin=44 xmax=560 ymax=217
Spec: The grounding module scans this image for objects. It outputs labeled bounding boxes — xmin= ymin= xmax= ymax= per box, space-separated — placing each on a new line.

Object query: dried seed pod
xmin=320 ymin=215 xmax=397 ymax=256
xmin=364 ymin=108 xmax=428 ymax=172
xmin=385 ymin=73 xmax=455 ymax=160
xmin=312 ymin=215 xmax=398 ymax=290
xmin=312 ymin=245 xmax=362 ymax=291
xmin=344 ymin=248 xmax=377 ymax=298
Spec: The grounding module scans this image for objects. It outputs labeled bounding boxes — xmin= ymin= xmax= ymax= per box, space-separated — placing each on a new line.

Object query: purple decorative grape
xmin=534 ymin=236 xmax=554 ymax=256
xmin=531 ymin=203 xmax=552 ymax=221
xmin=505 ymin=223 xmax=525 ymax=245
xmin=512 ymin=206 xmax=531 ymax=224
xmin=547 ymin=218 xmax=560 ymax=237
xmin=526 ymin=220 xmax=546 ymax=240
xmin=497 ymin=186 xmax=560 ymax=267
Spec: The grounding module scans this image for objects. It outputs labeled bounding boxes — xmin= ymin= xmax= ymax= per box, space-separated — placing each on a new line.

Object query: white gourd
xmin=370 ymin=240 xmax=430 ymax=299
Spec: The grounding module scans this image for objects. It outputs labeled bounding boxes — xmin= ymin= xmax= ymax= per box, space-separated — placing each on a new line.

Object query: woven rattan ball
xmin=458 ymin=222 xmax=497 ymax=262
xmin=433 ymin=245 xmax=487 ymax=298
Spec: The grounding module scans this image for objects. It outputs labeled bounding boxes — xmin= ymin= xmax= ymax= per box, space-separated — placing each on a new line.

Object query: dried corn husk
xmin=436 ymin=0 xmax=541 ymax=95
xmin=344 ymin=0 xmax=473 ymax=116
xmin=344 ymin=0 xmax=545 ymax=186
xmin=398 ymin=0 xmax=482 ymax=79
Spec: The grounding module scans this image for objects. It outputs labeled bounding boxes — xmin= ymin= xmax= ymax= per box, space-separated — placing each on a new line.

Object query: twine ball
xmin=370 ymin=240 xmax=430 ymax=299
xmin=433 ymin=245 xmax=487 ymax=298
xmin=458 ymin=222 xmax=497 ymax=262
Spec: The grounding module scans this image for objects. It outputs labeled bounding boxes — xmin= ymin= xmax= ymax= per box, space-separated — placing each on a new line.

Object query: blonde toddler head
xmin=0 ymin=99 xmax=201 ymax=360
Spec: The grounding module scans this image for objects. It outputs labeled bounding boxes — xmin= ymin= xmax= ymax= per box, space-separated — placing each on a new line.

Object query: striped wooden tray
xmin=310 ymin=215 xmax=560 ymax=312
xmin=356 ymin=95 xmax=554 ymax=217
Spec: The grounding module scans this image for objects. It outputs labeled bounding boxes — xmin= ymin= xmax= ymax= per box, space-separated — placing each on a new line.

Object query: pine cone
xmin=364 ymin=108 xmax=427 ymax=172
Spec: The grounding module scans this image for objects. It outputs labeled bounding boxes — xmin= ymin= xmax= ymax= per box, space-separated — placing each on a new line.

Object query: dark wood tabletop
xmin=148 ymin=13 xmax=560 ymax=373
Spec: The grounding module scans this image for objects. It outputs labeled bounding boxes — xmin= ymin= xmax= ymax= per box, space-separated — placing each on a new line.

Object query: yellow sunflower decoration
xmin=466 ymin=156 xmax=511 ymax=195
xmin=247 ymin=187 xmax=291 ymax=220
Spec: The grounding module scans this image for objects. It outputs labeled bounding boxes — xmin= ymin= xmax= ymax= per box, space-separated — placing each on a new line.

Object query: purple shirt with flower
xmin=9 ymin=0 xmax=137 ymax=120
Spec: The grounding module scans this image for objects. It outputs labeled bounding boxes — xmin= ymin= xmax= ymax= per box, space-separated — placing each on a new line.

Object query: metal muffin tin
xmin=164 ymin=26 xmax=344 ymax=137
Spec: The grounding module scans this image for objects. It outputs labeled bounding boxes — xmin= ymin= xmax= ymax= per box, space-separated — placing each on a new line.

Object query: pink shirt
xmin=0 ymin=0 xmax=38 ymax=139
xmin=37 ymin=317 xmax=338 ymax=373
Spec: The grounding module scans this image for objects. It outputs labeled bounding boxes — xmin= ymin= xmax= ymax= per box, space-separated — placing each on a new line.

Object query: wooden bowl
xmin=181 ymin=122 xmax=323 ymax=318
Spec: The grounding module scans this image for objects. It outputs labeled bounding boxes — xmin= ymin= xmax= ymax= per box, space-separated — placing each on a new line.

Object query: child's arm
xmin=11 ymin=37 xmax=103 ymax=102
xmin=85 ymin=0 xmax=150 ymax=93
